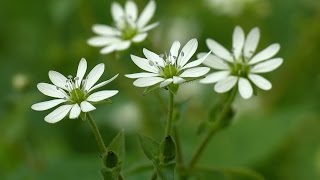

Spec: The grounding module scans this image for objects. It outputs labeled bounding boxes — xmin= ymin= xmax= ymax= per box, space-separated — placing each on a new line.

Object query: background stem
xmin=188 ymin=88 xmax=238 ymax=169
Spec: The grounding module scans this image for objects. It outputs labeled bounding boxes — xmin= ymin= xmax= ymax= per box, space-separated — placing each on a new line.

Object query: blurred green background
xmin=1 ymin=0 xmax=320 ymax=179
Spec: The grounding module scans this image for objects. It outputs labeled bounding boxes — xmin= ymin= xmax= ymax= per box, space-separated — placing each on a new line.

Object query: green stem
xmin=87 ymin=113 xmax=107 ymax=154
xmin=188 ymin=88 xmax=237 ymax=169
xmin=164 ymin=92 xmax=174 ymax=136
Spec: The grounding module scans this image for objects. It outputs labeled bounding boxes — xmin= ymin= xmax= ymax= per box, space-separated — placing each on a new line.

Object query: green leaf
xmin=192 ymin=166 xmax=265 ymax=180
xmin=143 ymin=84 xmax=161 ymax=95
xmin=160 ymin=136 xmax=176 ymax=163
xmin=100 ymin=166 xmax=121 ymax=180
xmin=154 ymin=162 xmax=176 ymax=180
xmin=108 ymin=130 xmax=125 ymax=161
xmin=138 ymin=133 xmax=160 ymax=160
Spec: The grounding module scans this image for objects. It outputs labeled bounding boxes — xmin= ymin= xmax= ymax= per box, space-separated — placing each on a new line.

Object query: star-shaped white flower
xmin=199 ymin=26 xmax=283 ymax=99
xmin=31 ymin=58 xmax=119 ymax=123
xmin=125 ymin=38 xmax=210 ymax=93
xmin=87 ymin=0 xmax=159 ymax=54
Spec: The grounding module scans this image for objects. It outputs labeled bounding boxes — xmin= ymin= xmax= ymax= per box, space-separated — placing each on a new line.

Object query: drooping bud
xmin=102 ymin=150 xmax=119 ymax=168
xmin=160 ymin=135 xmax=176 ymax=164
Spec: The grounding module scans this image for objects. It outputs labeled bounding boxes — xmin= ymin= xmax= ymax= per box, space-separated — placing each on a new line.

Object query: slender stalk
xmin=164 ymin=92 xmax=174 ymax=136
xmin=188 ymin=88 xmax=237 ymax=169
xmin=87 ymin=113 xmax=107 ymax=154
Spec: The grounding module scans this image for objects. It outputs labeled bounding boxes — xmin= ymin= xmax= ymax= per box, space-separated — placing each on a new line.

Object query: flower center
xmin=63 ymin=75 xmax=88 ymax=104
xmin=121 ymin=25 xmax=138 ymax=40
xmin=163 ymin=64 xmax=178 ymax=78
xmin=69 ymin=88 xmax=87 ymax=103
xmin=230 ymin=58 xmax=250 ymax=77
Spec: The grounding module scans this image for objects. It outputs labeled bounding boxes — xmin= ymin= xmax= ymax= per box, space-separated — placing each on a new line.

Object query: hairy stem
xmin=87 ymin=113 xmax=107 ymax=154
xmin=165 ymin=92 xmax=174 ymax=136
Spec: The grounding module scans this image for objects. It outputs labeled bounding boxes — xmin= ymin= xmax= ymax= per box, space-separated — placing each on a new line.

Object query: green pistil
xmin=230 ymin=58 xmax=250 ymax=78
xmin=163 ymin=64 xmax=178 ymax=78
xmin=70 ymin=88 xmax=87 ymax=103
xmin=121 ymin=25 xmax=137 ymax=40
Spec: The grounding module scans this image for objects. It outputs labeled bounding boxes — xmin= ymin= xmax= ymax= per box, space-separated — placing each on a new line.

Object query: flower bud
xmin=160 ymin=135 xmax=176 ymax=164
xmin=102 ymin=151 xmax=118 ymax=168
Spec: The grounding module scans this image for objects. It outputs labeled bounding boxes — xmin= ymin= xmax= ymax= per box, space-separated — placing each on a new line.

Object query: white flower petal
xmin=48 ymin=71 xmax=68 ymax=90
xmin=249 ymin=74 xmax=272 ymax=90
xmin=87 ymin=90 xmax=119 ymax=102
xmin=125 ymin=72 xmax=159 ymax=78
xmin=140 ymin=22 xmax=159 ymax=32
xmin=137 ymin=0 xmax=156 ymax=28
xmin=31 ymin=99 xmax=67 ymax=111
xmin=143 ymin=48 xmax=165 ymax=67
xmin=115 ymin=41 xmax=131 ymax=51
xmin=177 ymin=38 xmax=198 ymax=67
xmin=160 ymin=78 xmax=173 ymax=87
xmin=92 ymin=24 xmax=118 ymax=36
xmin=251 ymin=58 xmax=283 ymax=73
xmin=132 ymin=33 xmax=148 ymax=43
xmin=182 ymin=51 xmax=211 ymax=70
xmin=233 ymin=26 xmax=245 ymax=59
xmin=89 ymin=74 xmax=119 ymax=93
xmin=80 ymin=101 xmax=96 ymax=112
xmin=37 ymin=83 xmax=67 ymax=98
xmin=173 ymin=76 xmax=185 ymax=84
xmin=131 ymin=54 xmax=159 ymax=73
xmin=69 ymin=104 xmax=81 ymax=119
xmin=77 ymin=58 xmax=87 ymax=84
xmin=244 ymin=27 xmax=260 ymax=58
xmin=111 ymin=2 xmax=125 ymax=22
xmin=125 ymin=1 xmax=138 ymax=21
xmin=88 ymin=37 xmax=120 ymax=47
xmin=200 ymin=71 xmax=230 ymax=84
xmin=249 ymin=43 xmax=280 ymax=65
xmin=179 ymin=67 xmax=210 ymax=78
xmin=206 ymin=38 xmax=233 ymax=62
xmin=170 ymin=41 xmax=181 ymax=63
xmin=84 ymin=63 xmax=105 ymax=91
xmin=44 ymin=105 xmax=73 ymax=123
xmin=197 ymin=53 xmax=229 ymax=70
xmin=238 ymin=78 xmax=253 ymax=99
xmin=100 ymin=44 xmax=118 ymax=54
xmin=133 ymin=77 xmax=164 ymax=87
xmin=214 ymin=76 xmax=238 ymax=93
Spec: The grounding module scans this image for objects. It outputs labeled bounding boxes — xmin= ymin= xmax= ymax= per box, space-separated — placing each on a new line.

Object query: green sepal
xmin=102 ymin=150 xmax=119 ymax=168
xmin=153 ymin=162 xmax=176 ymax=180
xmin=160 ymin=136 xmax=176 ymax=164
xmin=143 ymin=84 xmax=161 ymax=96
xmin=100 ymin=166 xmax=121 ymax=180
xmin=80 ymin=112 xmax=87 ymax=121
xmin=108 ymin=130 xmax=125 ymax=162
xmin=138 ymin=133 xmax=160 ymax=160
xmin=167 ymin=84 xmax=179 ymax=95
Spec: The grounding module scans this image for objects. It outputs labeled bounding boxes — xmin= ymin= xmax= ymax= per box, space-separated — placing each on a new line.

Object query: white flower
xmin=199 ymin=26 xmax=283 ymax=99
xmin=31 ymin=58 xmax=119 ymax=123
xmin=125 ymin=38 xmax=210 ymax=93
xmin=87 ymin=0 xmax=159 ymax=54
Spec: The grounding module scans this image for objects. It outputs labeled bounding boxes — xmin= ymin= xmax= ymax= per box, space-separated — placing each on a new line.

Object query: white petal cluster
xmin=199 ymin=26 xmax=283 ymax=99
xmin=125 ymin=38 xmax=210 ymax=89
xmin=31 ymin=58 xmax=119 ymax=123
xmin=87 ymin=0 xmax=158 ymax=54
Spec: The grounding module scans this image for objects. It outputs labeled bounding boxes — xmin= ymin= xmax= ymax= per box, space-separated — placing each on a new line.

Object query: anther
xmin=68 ymin=75 xmax=73 ymax=79
xmin=181 ymin=52 xmax=184 ymax=56
xmin=149 ymin=61 xmax=154 ymax=66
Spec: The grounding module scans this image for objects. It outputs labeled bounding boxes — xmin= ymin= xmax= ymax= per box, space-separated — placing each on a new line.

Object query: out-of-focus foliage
xmin=0 ymin=0 xmax=319 ymax=179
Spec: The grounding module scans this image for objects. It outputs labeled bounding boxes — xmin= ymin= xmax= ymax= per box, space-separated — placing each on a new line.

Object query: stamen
xmin=149 ymin=60 xmax=154 ymax=66
xmin=181 ymin=51 xmax=184 ymax=57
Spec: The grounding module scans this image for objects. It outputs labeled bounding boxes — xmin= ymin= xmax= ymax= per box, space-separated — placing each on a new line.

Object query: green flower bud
xmin=160 ymin=135 xmax=176 ymax=164
xmin=102 ymin=151 xmax=119 ymax=168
